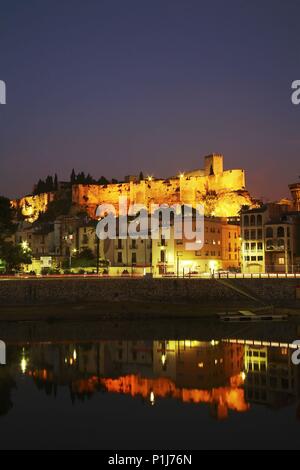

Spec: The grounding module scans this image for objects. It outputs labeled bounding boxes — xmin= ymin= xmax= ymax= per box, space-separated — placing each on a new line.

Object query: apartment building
xmin=241 ymin=203 xmax=300 ymax=273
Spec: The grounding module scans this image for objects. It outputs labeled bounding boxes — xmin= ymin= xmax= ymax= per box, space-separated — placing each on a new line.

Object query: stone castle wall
xmin=12 ymin=156 xmax=252 ymax=221
xmin=72 ymin=168 xmax=249 ymax=218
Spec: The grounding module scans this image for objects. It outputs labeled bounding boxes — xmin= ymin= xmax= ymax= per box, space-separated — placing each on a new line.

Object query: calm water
xmin=0 ymin=318 xmax=300 ymax=449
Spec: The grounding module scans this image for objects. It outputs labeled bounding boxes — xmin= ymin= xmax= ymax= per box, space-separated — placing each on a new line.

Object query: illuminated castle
xmin=13 ymin=154 xmax=253 ymax=222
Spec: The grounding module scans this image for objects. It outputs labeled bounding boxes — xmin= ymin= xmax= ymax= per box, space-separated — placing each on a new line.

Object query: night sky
xmin=0 ymin=0 xmax=299 ymax=200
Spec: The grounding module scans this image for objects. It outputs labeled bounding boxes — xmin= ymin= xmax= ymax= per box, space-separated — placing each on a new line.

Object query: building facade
xmin=241 ymin=203 xmax=300 ymax=274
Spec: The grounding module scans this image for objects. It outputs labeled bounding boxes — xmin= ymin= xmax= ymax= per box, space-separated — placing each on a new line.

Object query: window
xmin=257 ymin=229 xmax=262 ymax=239
xmin=266 ymin=227 xmax=273 ymax=238
xmin=278 ymin=257 xmax=285 ymax=265
xmin=244 ymin=215 xmax=249 ymax=226
xmin=245 ymin=242 xmax=250 ymax=250
xmin=277 ymin=226 xmax=285 ymax=237
xmin=244 ymin=230 xmax=249 ymax=240
xmin=117 ymin=239 xmax=122 ymax=249
xmin=250 ymin=215 xmax=256 ymax=226
xmin=245 ymin=256 xmax=250 ymax=261
xmin=132 ymin=239 xmax=137 ymax=249
xmin=257 ymin=215 xmax=262 ymax=225
xmin=251 ymin=256 xmax=256 ymax=261
xmin=251 ymin=243 xmax=256 ymax=251
xmin=117 ymin=252 xmax=122 ymax=263
xmin=251 ymin=230 xmax=256 ymax=240
xmin=258 ymin=256 xmax=263 ymax=261
xmin=160 ymin=250 xmax=165 ymax=263
xmin=257 ymin=242 xmax=263 ymax=250
xmin=132 ymin=252 xmax=137 ymax=264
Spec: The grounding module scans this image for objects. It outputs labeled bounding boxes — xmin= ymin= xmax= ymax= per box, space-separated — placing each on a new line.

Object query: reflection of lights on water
xmin=150 ymin=391 xmax=155 ymax=406
xmin=161 ymin=354 xmax=166 ymax=366
xmin=241 ymin=371 xmax=246 ymax=381
xmin=20 ymin=357 xmax=28 ymax=374
xmin=69 ymin=358 xmax=73 ymax=365
xmin=20 ymin=347 xmax=28 ymax=374
xmin=73 ymin=349 xmax=77 ymax=361
xmin=64 ymin=358 xmax=67 ymax=364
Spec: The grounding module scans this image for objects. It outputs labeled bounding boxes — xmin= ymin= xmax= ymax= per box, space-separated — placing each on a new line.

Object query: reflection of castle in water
xmin=5 ymin=337 xmax=300 ymax=420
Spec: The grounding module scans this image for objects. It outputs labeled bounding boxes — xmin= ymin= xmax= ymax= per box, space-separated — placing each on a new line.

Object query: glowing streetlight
xmin=21 ymin=240 xmax=29 ymax=251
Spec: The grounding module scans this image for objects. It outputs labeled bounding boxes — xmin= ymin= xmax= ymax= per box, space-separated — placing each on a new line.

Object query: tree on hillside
xmin=0 ymin=196 xmax=16 ymax=239
xmin=33 ymin=175 xmax=58 ymax=194
xmin=0 ymin=197 xmax=32 ymax=272
xmin=98 ymin=176 xmax=109 ymax=185
xmin=70 ymin=168 xmax=76 ymax=184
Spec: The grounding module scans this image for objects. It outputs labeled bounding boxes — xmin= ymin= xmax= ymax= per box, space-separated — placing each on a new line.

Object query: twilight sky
xmin=0 ymin=0 xmax=299 ymax=200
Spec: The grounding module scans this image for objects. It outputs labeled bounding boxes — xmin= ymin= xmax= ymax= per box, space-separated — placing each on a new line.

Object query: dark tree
xmin=0 ymin=196 xmax=16 ymax=239
xmin=98 ymin=176 xmax=109 ymax=185
xmin=70 ymin=168 xmax=76 ymax=184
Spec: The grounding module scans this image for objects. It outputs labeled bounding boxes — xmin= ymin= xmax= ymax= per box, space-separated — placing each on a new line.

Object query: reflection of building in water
xmin=153 ymin=340 xmax=244 ymax=390
xmin=244 ymin=344 xmax=300 ymax=408
xmin=7 ymin=336 xmax=300 ymax=419
xmin=18 ymin=339 xmax=247 ymax=419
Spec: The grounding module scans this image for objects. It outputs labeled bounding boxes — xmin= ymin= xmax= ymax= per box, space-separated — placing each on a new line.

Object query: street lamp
xmin=176 ymin=251 xmax=183 ymax=278
xmin=70 ymin=248 xmax=77 ymax=268
xmin=21 ymin=240 xmax=29 ymax=251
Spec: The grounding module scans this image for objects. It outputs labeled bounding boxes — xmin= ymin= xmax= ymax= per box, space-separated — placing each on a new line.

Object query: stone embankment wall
xmin=0 ymin=278 xmax=299 ymax=306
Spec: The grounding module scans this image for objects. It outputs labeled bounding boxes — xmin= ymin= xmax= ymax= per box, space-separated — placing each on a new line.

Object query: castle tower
xmin=204 ymin=154 xmax=224 ymax=176
xmin=289 ymin=182 xmax=300 ymax=212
